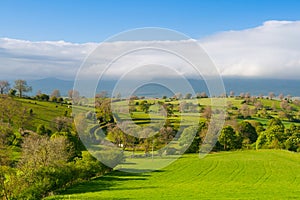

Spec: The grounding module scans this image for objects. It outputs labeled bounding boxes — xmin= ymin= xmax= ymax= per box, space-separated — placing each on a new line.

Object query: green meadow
xmin=46 ymin=150 xmax=300 ymax=200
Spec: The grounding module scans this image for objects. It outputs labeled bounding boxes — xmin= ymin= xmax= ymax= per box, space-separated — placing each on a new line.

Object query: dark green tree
xmin=238 ymin=121 xmax=258 ymax=144
xmin=218 ymin=125 xmax=236 ymax=150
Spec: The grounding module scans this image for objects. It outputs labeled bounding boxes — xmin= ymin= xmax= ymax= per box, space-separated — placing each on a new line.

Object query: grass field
xmin=46 ymin=150 xmax=300 ymax=200
xmin=15 ymin=98 xmax=72 ymax=130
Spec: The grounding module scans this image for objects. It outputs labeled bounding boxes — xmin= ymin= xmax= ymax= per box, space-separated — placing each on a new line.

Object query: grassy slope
xmin=46 ymin=150 xmax=300 ymax=200
xmin=15 ymin=98 xmax=72 ymax=131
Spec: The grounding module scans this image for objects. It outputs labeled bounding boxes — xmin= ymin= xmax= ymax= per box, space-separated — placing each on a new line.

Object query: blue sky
xmin=1 ymin=0 xmax=300 ymax=80
xmin=1 ymin=0 xmax=300 ymax=43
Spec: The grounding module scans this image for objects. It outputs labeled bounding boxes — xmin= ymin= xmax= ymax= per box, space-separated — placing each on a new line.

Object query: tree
xmin=51 ymin=117 xmax=72 ymax=132
xmin=278 ymin=93 xmax=284 ymax=101
xmin=95 ymin=91 xmax=108 ymax=99
xmin=267 ymin=118 xmax=284 ymax=129
xmin=0 ymin=126 xmax=13 ymax=200
xmin=280 ymin=100 xmax=289 ymax=110
xmin=14 ymin=133 xmax=74 ymax=199
xmin=254 ymin=101 xmax=263 ymax=110
xmin=0 ymin=96 xmax=26 ymax=127
xmin=184 ymin=93 xmax=192 ymax=99
xmin=14 ymin=80 xmax=32 ymax=98
xmin=68 ymin=90 xmax=80 ymax=104
xmin=218 ymin=125 xmax=236 ymax=150
xmin=96 ymin=99 xmax=114 ymax=124
xmin=51 ymin=89 xmax=61 ymax=98
xmin=202 ymin=106 xmax=212 ymax=120
xmin=239 ymin=104 xmax=251 ymax=119
xmin=200 ymin=92 xmax=208 ymax=98
xmin=245 ymin=92 xmax=251 ymax=99
xmin=159 ymin=126 xmax=174 ymax=145
xmin=256 ymin=118 xmax=286 ymax=149
xmin=269 ymin=92 xmax=275 ymax=100
xmin=285 ymin=133 xmax=300 ymax=152
xmin=0 ymin=81 xmax=10 ymax=95
xmin=8 ymin=89 xmax=16 ymax=97
xmin=50 ymin=96 xmax=58 ymax=102
xmin=36 ymin=90 xmax=42 ymax=96
xmin=240 ymin=92 xmax=245 ymax=98
xmin=107 ymin=125 xmax=124 ymax=148
xmin=179 ymin=126 xmax=200 ymax=153
xmin=238 ymin=121 xmax=258 ymax=146
xmin=139 ymin=127 xmax=156 ymax=154
xmin=139 ymin=100 xmax=150 ymax=113
xmin=162 ymin=103 xmax=174 ymax=117
xmin=179 ymin=101 xmax=188 ymax=112
xmin=36 ymin=124 xmax=51 ymax=136
xmin=37 ymin=93 xmax=49 ymax=101
xmin=174 ymin=92 xmax=182 ymax=100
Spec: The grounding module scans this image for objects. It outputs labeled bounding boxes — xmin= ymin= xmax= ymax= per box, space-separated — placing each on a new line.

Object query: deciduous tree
xmin=14 ymin=80 xmax=32 ymax=98
xmin=0 ymin=81 xmax=10 ymax=95
xmin=218 ymin=125 xmax=236 ymax=150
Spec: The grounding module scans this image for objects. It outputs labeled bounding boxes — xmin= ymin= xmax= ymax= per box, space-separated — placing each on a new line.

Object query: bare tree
xmin=14 ymin=80 xmax=32 ymax=97
xmin=184 ymin=93 xmax=192 ymax=99
xmin=278 ymin=93 xmax=284 ymax=101
xmin=245 ymin=92 xmax=251 ymax=99
xmin=51 ymin=89 xmax=61 ymax=98
xmin=239 ymin=104 xmax=250 ymax=118
xmin=254 ymin=101 xmax=263 ymax=110
xmin=68 ymin=89 xmax=80 ymax=104
xmin=0 ymin=81 xmax=10 ymax=95
xmin=200 ymin=92 xmax=208 ymax=98
xmin=202 ymin=106 xmax=212 ymax=120
xmin=280 ymin=100 xmax=289 ymax=110
xmin=240 ymin=92 xmax=245 ymax=99
xmin=268 ymin=92 xmax=275 ymax=100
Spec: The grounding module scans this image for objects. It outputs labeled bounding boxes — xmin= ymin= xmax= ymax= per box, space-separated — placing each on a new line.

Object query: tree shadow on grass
xmin=61 ymin=169 xmax=164 ymax=195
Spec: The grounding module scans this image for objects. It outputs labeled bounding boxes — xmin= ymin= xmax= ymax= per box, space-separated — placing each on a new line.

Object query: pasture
xmin=46 ymin=150 xmax=300 ymax=200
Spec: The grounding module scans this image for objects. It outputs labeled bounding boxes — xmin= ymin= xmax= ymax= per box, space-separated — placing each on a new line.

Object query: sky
xmin=1 ymin=0 xmax=300 ymax=80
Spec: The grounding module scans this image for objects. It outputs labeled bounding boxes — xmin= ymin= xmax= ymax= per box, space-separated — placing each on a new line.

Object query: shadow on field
xmin=61 ymin=170 xmax=164 ymax=195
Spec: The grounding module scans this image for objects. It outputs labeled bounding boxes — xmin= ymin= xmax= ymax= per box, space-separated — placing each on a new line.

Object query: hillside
xmin=46 ymin=150 xmax=300 ymax=200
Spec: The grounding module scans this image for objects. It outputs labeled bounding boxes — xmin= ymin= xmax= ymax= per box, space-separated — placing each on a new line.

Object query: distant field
xmin=46 ymin=150 xmax=300 ymax=200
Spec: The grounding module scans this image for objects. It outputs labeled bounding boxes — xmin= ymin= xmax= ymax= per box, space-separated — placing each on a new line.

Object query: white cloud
xmin=1 ymin=20 xmax=300 ymax=80
xmin=0 ymin=38 xmax=97 ymax=80
xmin=201 ymin=20 xmax=300 ymax=79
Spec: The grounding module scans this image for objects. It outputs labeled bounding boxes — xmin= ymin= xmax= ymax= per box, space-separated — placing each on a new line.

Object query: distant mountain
xmin=28 ymin=78 xmax=74 ymax=96
xmin=26 ymin=77 xmax=300 ymax=98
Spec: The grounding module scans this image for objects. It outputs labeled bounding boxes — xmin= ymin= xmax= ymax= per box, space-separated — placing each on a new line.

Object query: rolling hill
xmin=46 ymin=150 xmax=300 ymax=200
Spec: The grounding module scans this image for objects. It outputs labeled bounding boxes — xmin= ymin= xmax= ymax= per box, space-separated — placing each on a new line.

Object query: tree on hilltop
xmin=14 ymin=80 xmax=32 ymax=97
xmin=0 ymin=81 xmax=10 ymax=94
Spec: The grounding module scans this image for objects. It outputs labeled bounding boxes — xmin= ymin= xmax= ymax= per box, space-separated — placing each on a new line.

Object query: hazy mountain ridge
xmin=25 ymin=77 xmax=300 ymax=98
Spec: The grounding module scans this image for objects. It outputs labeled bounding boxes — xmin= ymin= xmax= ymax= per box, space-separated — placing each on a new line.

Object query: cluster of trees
xmin=0 ymin=96 xmax=32 ymax=132
xmin=35 ymin=89 xmax=64 ymax=103
xmin=99 ymin=93 xmax=300 ymax=155
xmin=225 ymin=92 xmax=300 ymax=122
xmin=0 ymin=80 xmax=32 ymax=97
xmin=0 ymin=95 xmax=113 ymax=199
xmin=0 ymin=79 xmax=83 ymax=105
xmin=179 ymin=118 xmax=300 ymax=153
xmin=106 ymin=123 xmax=175 ymax=156
xmin=0 ymin=132 xmax=110 ymax=199
xmin=92 ymin=97 xmax=176 ymax=156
